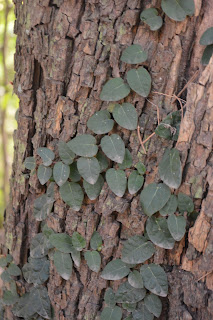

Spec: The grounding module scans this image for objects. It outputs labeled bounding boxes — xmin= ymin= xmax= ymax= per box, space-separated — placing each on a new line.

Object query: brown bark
xmin=3 ymin=0 xmax=213 ymax=319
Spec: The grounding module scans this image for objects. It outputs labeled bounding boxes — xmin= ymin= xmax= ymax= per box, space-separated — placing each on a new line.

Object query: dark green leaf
xmin=100 ymin=306 xmax=122 ymax=320
xmin=6 ymin=254 xmax=13 ymax=263
xmin=106 ymin=168 xmax=127 ymax=197
xmin=200 ymin=27 xmax=213 ymax=45
xmin=30 ymin=233 xmax=52 ymax=258
xmin=128 ymin=171 xmax=144 ymax=194
xmin=41 ymin=224 xmax=55 ymax=239
xmin=132 ymin=302 xmax=154 ymax=320
xmin=140 ymin=8 xmax=163 ymax=31
xmin=67 ymin=134 xmax=98 ymax=157
xmin=144 ymin=293 xmax=162 ymax=318
xmin=159 ymin=194 xmax=178 ymax=216
xmin=159 ymin=148 xmax=182 ymax=189
xmin=87 ymin=110 xmax=114 ymax=134
xmin=118 ymin=149 xmax=133 ymax=170
xmin=113 ymin=103 xmax=138 ymax=130
xmin=121 ymin=44 xmax=148 ymax=64
xmin=168 ymin=214 xmax=186 ymax=241
xmin=1 ymin=270 xmax=12 ymax=282
xmin=37 ymin=147 xmax=55 ymax=166
xmin=100 ymin=78 xmax=130 ymax=101
xmin=84 ymin=251 xmax=101 ymax=272
xmin=104 ymin=288 xmax=116 ymax=308
xmin=46 ymin=182 xmax=55 ymax=199
xmin=155 ymin=110 xmax=181 ymax=140
xmin=121 ymin=235 xmax=155 ymax=264
xmin=53 ymin=161 xmax=70 ymax=186
xmin=59 ymin=181 xmax=84 ymax=211
xmin=2 ymin=290 xmax=18 ymax=306
xmin=7 ymin=263 xmax=21 ymax=277
xmin=83 ymin=175 xmax=104 ymax=200
xmin=127 ymin=67 xmax=151 ymax=97
xmin=70 ymin=246 xmax=81 ymax=267
xmin=101 ymin=259 xmax=130 ymax=280
xmin=201 ymin=44 xmax=213 ymax=65
xmin=22 ymin=257 xmax=50 ymax=285
xmin=178 ymin=193 xmax=194 ymax=213
xmin=115 ymin=281 xmax=146 ymax=303
xmin=122 ymin=302 xmax=137 ymax=312
xmin=90 ymin=231 xmax=102 ymax=251
xmin=140 ymin=183 xmax=171 ymax=216
xmin=30 ymin=286 xmax=51 ymax=319
xmin=69 ymin=162 xmax=81 ymax=182
xmin=128 ymin=270 xmax=144 ymax=289
xmin=140 ymin=263 xmax=168 ymax=297
xmin=101 ymin=134 xmax=125 ymax=164
xmin=72 ymin=232 xmax=86 ymax=251
xmin=34 ymin=194 xmax=54 ymax=221
xmin=161 ymin=0 xmax=195 ymax=21
xmin=77 ymin=157 xmax=100 ymax=185
xmin=12 ymin=293 xmax=36 ymax=318
xmin=96 ymin=152 xmax=109 ymax=172
xmin=53 ymin=251 xmax=72 ymax=280
xmin=0 ymin=256 xmax=7 ymax=268
xmin=49 ymin=233 xmax=73 ymax=253
xmin=124 ymin=317 xmax=133 ymax=320
xmin=58 ymin=141 xmax=75 ymax=165
xmin=24 ymin=157 xmax=36 ymax=170
xmin=136 ymin=162 xmax=146 ymax=175
xmin=146 ymin=217 xmax=175 ymax=249
xmin=37 ymin=165 xmax=52 ymax=185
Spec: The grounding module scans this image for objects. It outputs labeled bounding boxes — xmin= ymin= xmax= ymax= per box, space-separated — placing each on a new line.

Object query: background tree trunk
xmin=3 ymin=0 xmax=213 ymax=319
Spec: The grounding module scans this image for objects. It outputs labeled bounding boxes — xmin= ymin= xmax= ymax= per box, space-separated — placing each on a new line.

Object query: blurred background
xmin=0 ymin=0 xmax=18 ymax=228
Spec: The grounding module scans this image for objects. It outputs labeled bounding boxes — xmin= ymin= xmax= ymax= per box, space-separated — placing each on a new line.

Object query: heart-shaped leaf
xmin=59 ymin=181 xmax=84 ymax=211
xmin=159 ymin=148 xmax=182 ymax=189
xmin=178 ymin=193 xmax=194 ymax=213
xmin=90 ymin=231 xmax=102 ymax=250
xmin=96 ymin=151 xmax=109 ymax=172
xmin=37 ymin=147 xmax=55 ymax=166
xmin=127 ymin=67 xmax=151 ymax=97
xmin=84 ymin=251 xmax=101 ymax=272
xmin=128 ymin=270 xmax=144 ymax=289
xmin=104 ymin=288 xmax=116 ymax=307
xmin=144 ymin=293 xmax=162 ymax=318
xmin=53 ymin=251 xmax=72 ymax=280
xmin=22 ymin=257 xmax=50 ymax=285
xmin=128 ymin=171 xmax=144 ymax=194
xmin=83 ymin=175 xmax=104 ymax=200
xmin=24 ymin=157 xmax=36 ymax=170
xmin=201 ymin=45 xmax=213 ymax=65
xmin=159 ymin=194 xmax=178 ymax=216
xmin=101 ymin=134 xmax=125 ymax=164
xmin=140 ymin=8 xmax=163 ymax=31
xmin=2 ymin=290 xmax=18 ymax=306
xmin=146 ymin=217 xmax=175 ymax=249
xmin=53 ymin=161 xmax=70 ymax=186
xmin=113 ymin=103 xmax=138 ymax=130
xmin=58 ymin=141 xmax=75 ymax=165
xmin=100 ymin=78 xmax=130 ymax=101
xmin=140 ymin=183 xmax=171 ymax=216
xmin=100 ymin=306 xmax=122 ymax=320
xmin=200 ymin=27 xmax=213 ymax=45
xmin=140 ymin=263 xmax=168 ymax=297
xmin=121 ymin=235 xmax=155 ymax=264
xmin=87 ymin=110 xmax=114 ymax=134
xmin=101 ymin=259 xmax=130 ymax=280
xmin=121 ymin=44 xmax=148 ymax=64
xmin=69 ymin=162 xmax=81 ymax=182
xmin=37 ymin=165 xmax=52 ymax=185
xmin=161 ymin=0 xmax=195 ymax=21
xmin=67 ymin=134 xmax=98 ymax=157
xmin=49 ymin=233 xmax=73 ymax=253
xmin=106 ymin=168 xmax=127 ymax=197
xmin=72 ymin=232 xmax=86 ymax=251
xmin=168 ymin=214 xmax=186 ymax=241
xmin=118 ymin=149 xmax=132 ymax=170
xmin=115 ymin=281 xmax=146 ymax=303
xmin=77 ymin=157 xmax=100 ymax=185
xmin=7 ymin=263 xmax=21 ymax=277
xmin=133 ymin=302 xmax=154 ymax=320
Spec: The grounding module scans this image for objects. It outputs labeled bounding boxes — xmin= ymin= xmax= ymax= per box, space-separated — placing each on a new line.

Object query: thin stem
xmin=137 ymin=125 xmax=146 ymax=154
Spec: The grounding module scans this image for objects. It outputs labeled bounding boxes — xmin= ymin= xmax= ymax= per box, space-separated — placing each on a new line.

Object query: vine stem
xmin=196 ymin=270 xmax=212 ymax=282
xmin=137 ymin=125 xmax=147 ymax=154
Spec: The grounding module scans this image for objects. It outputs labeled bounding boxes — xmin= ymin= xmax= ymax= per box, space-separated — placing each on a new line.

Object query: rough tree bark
xmin=3 ymin=0 xmax=213 ymax=319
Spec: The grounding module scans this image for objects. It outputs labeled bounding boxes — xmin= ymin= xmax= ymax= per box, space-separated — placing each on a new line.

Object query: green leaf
xmin=132 ymin=302 xmax=154 ymax=320
xmin=168 ymin=214 xmax=186 ymax=241
xmin=146 ymin=217 xmax=175 ymax=249
xmin=140 ymin=263 xmax=168 ymax=297
xmin=0 ymin=256 xmax=8 ymax=268
xmin=58 ymin=141 xmax=75 ymax=165
xmin=178 ymin=193 xmax=194 ymax=213
xmin=22 ymin=257 xmax=50 ymax=285
xmin=24 ymin=157 xmax=36 ymax=170
xmin=100 ymin=306 xmax=122 ymax=320
xmin=100 ymin=78 xmax=130 ymax=101
xmin=96 ymin=152 xmax=109 ymax=172
xmin=128 ymin=171 xmax=144 ymax=194
xmin=113 ymin=103 xmax=138 ymax=130
xmin=201 ymin=44 xmax=213 ymax=65
xmin=106 ymin=169 xmax=127 ymax=197
xmin=200 ymin=27 xmax=213 ymax=45
xmin=12 ymin=293 xmax=36 ymax=318
xmin=67 ymin=134 xmax=98 ymax=157
xmin=37 ymin=165 xmax=52 ymax=185
xmin=90 ymin=231 xmax=102 ymax=250
xmin=118 ymin=149 xmax=133 ymax=170
xmin=161 ymin=0 xmax=195 ymax=21
xmin=159 ymin=194 xmax=178 ymax=216
xmin=41 ymin=224 xmax=55 ymax=239
xmin=122 ymin=302 xmax=137 ymax=312
xmin=7 ymin=263 xmax=21 ymax=277
xmin=155 ymin=110 xmax=181 ymax=141
xmin=49 ymin=233 xmax=73 ymax=253
xmin=53 ymin=161 xmax=70 ymax=186
xmin=121 ymin=235 xmax=155 ymax=264
xmin=77 ymin=157 xmax=100 ymax=185
xmin=128 ymin=270 xmax=144 ymax=289
xmin=69 ymin=162 xmax=81 ymax=182
xmin=104 ymin=288 xmax=116 ymax=308
xmin=127 ymin=67 xmax=151 ymax=97
xmin=1 ymin=270 xmax=13 ymax=282
xmin=136 ymin=162 xmax=146 ymax=175
xmin=37 ymin=147 xmax=55 ymax=166
xmin=70 ymin=246 xmax=81 ymax=267
xmin=6 ymin=254 xmax=13 ymax=263
xmin=140 ymin=183 xmax=171 ymax=216
xmin=101 ymin=134 xmax=125 ymax=164
xmin=87 ymin=110 xmax=114 ymax=134
xmin=144 ymin=293 xmax=162 ymax=318
xmin=83 ymin=175 xmax=104 ymax=200
xmin=101 ymin=259 xmax=130 ymax=280
xmin=121 ymin=44 xmax=148 ymax=64
xmin=159 ymin=148 xmax=182 ymax=189
xmin=46 ymin=182 xmax=55 ymax=199
xmin=53 ymin=251 xmax=72 ymax=280
xmin=124 ymin=317 xmax=133 ymax=320
xmin=30 ymin=286 xmax=51 ymax=319
xmin=30 ymin=233 xmax=52 ymax=258
xmin=84 ymin=251 xmax=101 ymax=272
xmin=34 ymin=194 xmax=54 ymax=221
xmin=72 ymin=232 xmax=86 ymax=251
xmin=59 ymin=181 xmax=84 ymax=211
xmin=115 ymin=281 xmax=146 ymax=303
xmin=2 ymin=290 xmax=18 ymax=306
xmin=140 ymin=8 xmax=163 ymax=31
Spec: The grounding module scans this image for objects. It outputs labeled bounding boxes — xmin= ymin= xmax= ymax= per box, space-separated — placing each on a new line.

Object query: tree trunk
xmin=3 ymin=0 xmax=213 ymax=319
